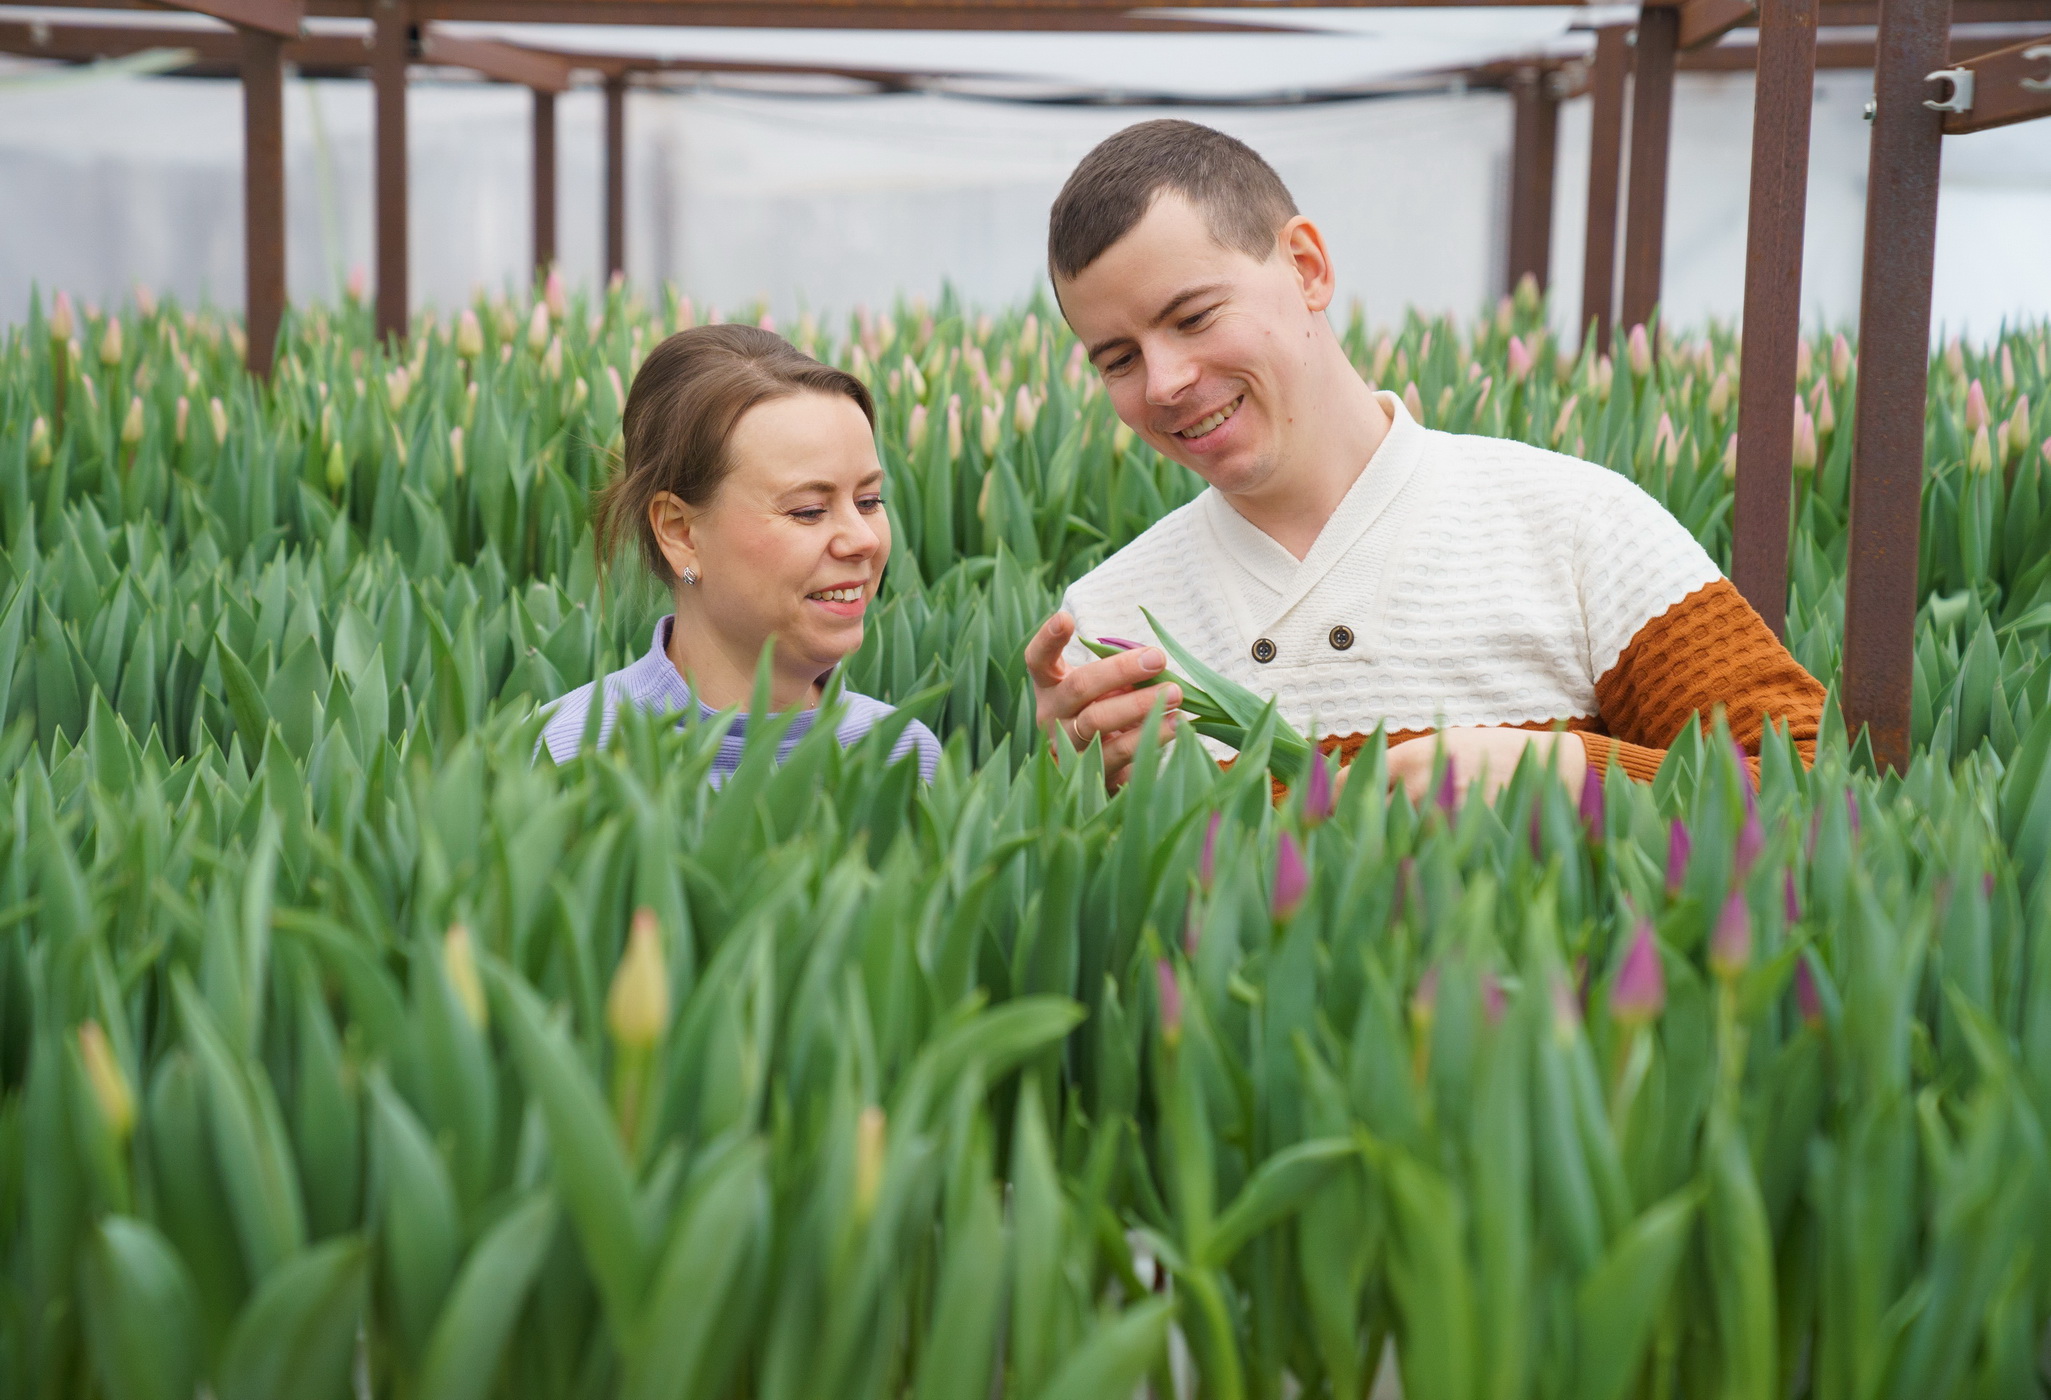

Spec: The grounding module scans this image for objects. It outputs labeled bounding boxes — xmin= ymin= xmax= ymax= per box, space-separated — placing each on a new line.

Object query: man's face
xmin=1057 ymin=192 xmax=1327 ymax=498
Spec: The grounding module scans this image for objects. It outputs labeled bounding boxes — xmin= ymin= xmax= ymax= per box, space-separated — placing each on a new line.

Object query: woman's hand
xmin=1382 ymin=727 xmax=1586 ymax=807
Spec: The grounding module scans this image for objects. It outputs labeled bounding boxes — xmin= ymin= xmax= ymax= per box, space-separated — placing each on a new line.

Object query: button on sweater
xmin=1060 ymin=392 xmax=1825 ymax=781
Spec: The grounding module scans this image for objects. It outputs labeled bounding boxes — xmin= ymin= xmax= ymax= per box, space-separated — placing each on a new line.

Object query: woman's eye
xmin=857 ymin=496 xmax=884 ymax=513
xmin=1104 ymin=353 xmax=1134 ymax=375
xmin=791 ymin=508 xmax=827 ymax=523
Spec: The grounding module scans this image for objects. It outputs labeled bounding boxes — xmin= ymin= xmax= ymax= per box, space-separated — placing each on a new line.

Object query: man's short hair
xmin=1048 ymin=119 xmax=1299 ymax=282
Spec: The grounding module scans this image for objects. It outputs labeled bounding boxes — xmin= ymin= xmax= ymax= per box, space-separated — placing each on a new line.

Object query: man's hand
xmin=1024 ymin=611 xmax=1182 ymax=789
xmin=1384 ymin=727 xmax=1587 ymax=807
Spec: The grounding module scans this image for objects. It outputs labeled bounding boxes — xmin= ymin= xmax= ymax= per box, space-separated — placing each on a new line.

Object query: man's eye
xmin=1180 ymin=308 xmax=1214 ymax=331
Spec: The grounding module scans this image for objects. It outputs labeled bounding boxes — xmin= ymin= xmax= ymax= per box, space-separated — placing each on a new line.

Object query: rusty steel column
xmin=1843 ymin=0 xmax=1952 ymax=771
xmin=373 ymin=0 xmax=410 ymax=343
xmin=604 ymin=74 xmax=627 ymax=283
xmin=1506 ymin=66 xmax=1560 ymax=294
xmin=1731 ymin=0 xmax=1820 ymax=638
xmin=239 ymin=27 xmax=286 ymax=379
xmin=532 ymin=86 xmax=558 ymax=279
xmin=1580 ymin=25 xmax=1630 ymax=349
xmin=1620 ymin=3 xmax=1679 ymax=333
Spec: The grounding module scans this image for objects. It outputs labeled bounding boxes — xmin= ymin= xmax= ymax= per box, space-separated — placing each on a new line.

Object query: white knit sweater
xmin=1061 ymin=392 xmax=1723 ymax=743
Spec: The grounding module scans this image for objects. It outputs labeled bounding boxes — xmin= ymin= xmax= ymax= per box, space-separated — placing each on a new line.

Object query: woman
xmin=540 ymin=324 xmax=940 ymax=780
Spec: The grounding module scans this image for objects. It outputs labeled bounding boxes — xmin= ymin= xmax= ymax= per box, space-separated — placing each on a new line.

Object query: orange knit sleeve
xmin=1579 ymin=578 xmax=1827 ymax=782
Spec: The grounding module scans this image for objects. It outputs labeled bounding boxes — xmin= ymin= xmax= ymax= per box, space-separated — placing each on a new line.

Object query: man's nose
xmin=1144 ymin=344 xmax=1200 ymax=406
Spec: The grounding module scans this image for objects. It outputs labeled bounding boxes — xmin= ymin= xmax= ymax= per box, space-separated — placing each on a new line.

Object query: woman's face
xmin=656 ymin=391 xmax=889 ymax=688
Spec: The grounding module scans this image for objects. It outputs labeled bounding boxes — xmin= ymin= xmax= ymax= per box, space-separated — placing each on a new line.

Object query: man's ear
xmin=1278 ymin=215 xmax=1336 ymax=315
xmin=648 ymin=491 xmax=700 ymax=581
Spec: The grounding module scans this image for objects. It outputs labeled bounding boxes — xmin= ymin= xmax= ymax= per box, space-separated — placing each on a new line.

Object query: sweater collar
xmin=1198 ymin=390 xmax=1428 ymax=624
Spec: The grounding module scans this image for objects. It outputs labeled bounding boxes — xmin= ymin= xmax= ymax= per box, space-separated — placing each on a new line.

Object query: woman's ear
xmin=648 ymin=491 xmax=700 ymax=583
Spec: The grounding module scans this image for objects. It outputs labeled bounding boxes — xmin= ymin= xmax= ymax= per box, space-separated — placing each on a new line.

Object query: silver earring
xmin=681 ymin=567 xmax=698 ymax=586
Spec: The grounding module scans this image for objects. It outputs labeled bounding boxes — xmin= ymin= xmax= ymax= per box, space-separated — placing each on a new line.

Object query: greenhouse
xmin=2 ymin=0 xmax=2051 ymax=1396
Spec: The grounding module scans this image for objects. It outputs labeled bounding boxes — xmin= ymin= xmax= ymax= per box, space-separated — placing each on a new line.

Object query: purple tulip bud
xmin=1783 ymin=869 xmax=1801 ymax=925
xmin=1665 ymin=820 xmax=1692 ymax=899
xmin=1304 ymin=753 xmax=1334 ymax=825
xmin=1097 ymin=635 xmax=1143 ymax=651
xmin=1435 ymin=762 xmax=1459 ymax=815
xmin=1528 ymin=808 xmax=1546 ymax=861
xmin=1709 ymin=891 xmax=1752 ymax=981
xmin=1481 ymin=971 xmax=1506 ymax=1025
xmin=1734 ymin=811 xmax=1764 ymax=880
xmin=1200 ymin=812 xmax=1222 ymax=890
xmin=1844 ymin=789 xmax=1861 ymax=839
xmin=1155 ymin=959 xmax=1182 ymax=1048
xmin=1734 ymin=740 xmax=1757 ymax=808
xmin=1611 ymin=923 xmax=1666 ymax=1028
xmin=1795 ymin=958 xmax=1824 ymax=1027
xmin=1578 ymin=763 xmax=1605 ymax=837
xmin=1182 ymin=894 xmax=1202 ymax=957
xmin=1983 ymin=872 xmax=1996 ymax=902
xmin=1273 ymin=833 xmax=1308 ymax=920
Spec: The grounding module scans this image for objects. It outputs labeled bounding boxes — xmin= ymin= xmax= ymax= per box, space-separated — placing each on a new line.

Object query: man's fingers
xmin=1024 ymin=611 xmax=1077 ymax=686
xmin=1074 ymin=684 xmax=1182 ymax=746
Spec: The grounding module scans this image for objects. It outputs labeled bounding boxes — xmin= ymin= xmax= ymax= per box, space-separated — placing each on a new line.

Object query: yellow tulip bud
xmin=78 ymin=1021 xmax=135 ymax=1144
xmin=853 ymin=1104 xmax=886 ymax=1222
xmin=28 ymin=416 xmax=51 ymax=469
xmin=99 ymin=317 xmax=124 ymax=368
xmin=174 ymin=396 xmax=189 ymax=444
xmin=443 ymin=924 xmax=487 ymax=1028
xmin=606 ymin=908 xmax=670 ymax=1051
xmin=528 ymin=302 xmax=551 ymax=354
xmin=120 ymin=397 xmax=144 ymax=447
xmin=49 ymin=291 xmax=74 ymax=343
xmin=979 ymin=403 xmax=1001 ymax=457
xmin=209 ymin=397 xmax=229 ymax=445
xmin=1013 ymin=385 xmax=1038 ymax=436
xmin=386 ymin=366 xmax=411 ymax=413
xmin=543 ymin=337 xmax=563 ymax=381
xmin=326 ymin=441 xmax=347 ymax=493
xmin=449 ymin=426 xmax=466 ymax=479
xmin=1968 ymin=424 xmax=1993 ymax=474
xmin=456 ymin=308 xmax=484 ymax=360
xmin=946 ymin=394 xmax=963 ymax=460
xmin=1708 ymin=371 xmax=1732 ymax=419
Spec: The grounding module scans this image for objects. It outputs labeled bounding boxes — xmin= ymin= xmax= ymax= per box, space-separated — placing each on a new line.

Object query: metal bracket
xmin=1923 ymin=66 xmax=1976 ymax=113
xmin=2022 ymin=44 xmax=2051 ymax=92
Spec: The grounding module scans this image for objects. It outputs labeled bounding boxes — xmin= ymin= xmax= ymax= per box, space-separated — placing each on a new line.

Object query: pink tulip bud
xmin=1578 ymin=762 xmax=1605 ymax=837
xmin=1507 ymin=335 xmax=1533 ymax=381
xmin=1734 ymin=812 xmax=1764 ymax=881
xmin=1480 ymin=970 xmax=1506 ymax=1025
xmin=50 ymin=290 xmax=74 ymax=342
xmin=1666 ymin=819 xmax=1691 ymax=898
xmin=1783 ymin=868 xmax=1801 ymax=925
xmin=1794 ymin=958 xmax=1824 ymax=1027
xmin=1097 ymin=636 xmax=1142 ymax=651
xmin=1155 ymin=959 xmax=1182 ymax=1048
xmin=1830 ymin=332 xmax=1852 ymax=386
xmin=1627 ymin=324 xmax=1652 ymax=378
xmin=545 ymin=269 xmax=567 ymax=320
xmin=1845 ymin=789 xmax=1861 ymax=840
xmin=1403 ymin=381 xmax=1425 ymax=424
xmin=1709 ymin=891 xmax=1752 ymax=981
xmin=1965 ymin=378 xmax=1990 ymax=433
xmin=1792 ymin=398 xmax=1818 ymax=470
xmin=1304 ymin=753 xmax=1334 ymax=825
xmin=1273 ymin=833 xmax=1308 ymax=919
xmin=1200 ymin=812 xmax=1222 ymax=890
xmin=346 ymin=264 xmax=368 ymax=302
xmin=1611 ymin=922 xmax=1666 ymax=1027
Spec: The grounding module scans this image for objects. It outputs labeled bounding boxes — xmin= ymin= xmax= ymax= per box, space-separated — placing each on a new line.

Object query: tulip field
xmin=1 ymin=279 xmax=2050 ymax=1400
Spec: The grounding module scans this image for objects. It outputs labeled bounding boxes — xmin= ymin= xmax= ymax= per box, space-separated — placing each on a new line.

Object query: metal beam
xmin=604 ymin=73 xmax=626 ymax=283
xmin=373 ymin=0 xmax=408 ymax=342
xmin=1731 ymin=0 xmax=1819 ymax=638
xmin=1680 ymin=29 xmax=2040 ymax=63
xmin=1579 ymin=24 xmax=1629 ymax=349
xmin=1843 ymin=0 xmax=1952 ymax=771
xmin=1619 ymin=3 xmax=1680 ymax=332
xmin=1505 ymin=65 xmax=1558 ymax=295
xmin=417 ymin=25 xmax=572 ymax=86
xmin=1680 ymin=0 xmax=1757 ymax=45
xmin=154 ymin=0 xmax=303 ymax=38
xmin=532 ymin=86 xmax=557 ymax=278
xmin=1937 ymin=30 xmax=2051 ymax=130
xmin=239 ymin=24 xmax=286 ymax=377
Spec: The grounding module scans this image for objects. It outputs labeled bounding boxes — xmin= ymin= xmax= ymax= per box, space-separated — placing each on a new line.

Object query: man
xmin=1023 ymin=119 xmax=1824 ymax=798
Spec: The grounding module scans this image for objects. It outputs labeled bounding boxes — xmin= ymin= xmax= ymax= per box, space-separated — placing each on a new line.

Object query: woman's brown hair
xmin=593 ymin=323 xmax=877 ymax=585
